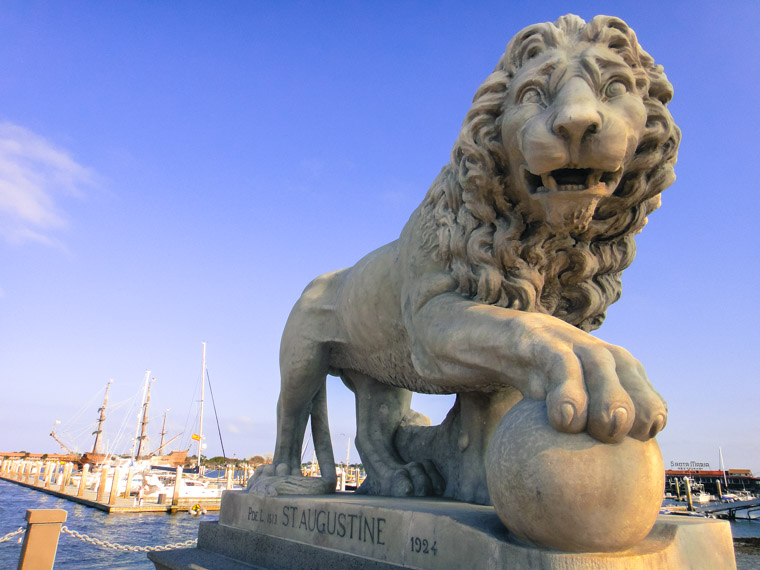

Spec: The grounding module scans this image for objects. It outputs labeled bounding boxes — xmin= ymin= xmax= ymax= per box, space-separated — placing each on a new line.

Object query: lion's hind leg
xmin=345 ymin=370 xmax=444 ymax=498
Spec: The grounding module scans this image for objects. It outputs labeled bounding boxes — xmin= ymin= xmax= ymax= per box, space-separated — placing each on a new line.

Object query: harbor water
xmin=0 ymin=479 xmax=217 ymax=568
xmin=2 ymin=479 xmax=759 ymax=568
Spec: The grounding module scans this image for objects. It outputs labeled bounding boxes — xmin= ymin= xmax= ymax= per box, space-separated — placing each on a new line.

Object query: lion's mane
xmin=418 ymin=14 xmax=680 ymax=332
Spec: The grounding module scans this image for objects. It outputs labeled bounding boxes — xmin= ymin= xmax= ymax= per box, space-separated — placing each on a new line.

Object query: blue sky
xmin=1 ymin=1 xmax=758 ymax=473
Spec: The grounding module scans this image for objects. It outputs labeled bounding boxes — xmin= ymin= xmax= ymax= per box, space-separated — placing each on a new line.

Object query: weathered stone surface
xmin=250 ymin=12 xmax=681 ymax=554
xmin=486 ymin=399 xmax=664 ymax=552
xmin=149 ymin=492 xmax=736 ymax=569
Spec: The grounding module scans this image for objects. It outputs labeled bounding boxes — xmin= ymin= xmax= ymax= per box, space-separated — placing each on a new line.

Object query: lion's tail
xmin=310 ymin=384 xmax=337 ymax=486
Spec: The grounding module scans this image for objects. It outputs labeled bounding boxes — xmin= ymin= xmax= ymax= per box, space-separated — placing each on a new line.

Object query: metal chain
xmin=0 ymin=527 xmax=25 ymax=543
xmin=60 ymin=526 xmax=197 ymax=552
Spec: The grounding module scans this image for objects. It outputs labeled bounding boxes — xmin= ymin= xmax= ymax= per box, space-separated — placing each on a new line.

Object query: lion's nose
xmin=552 ymin=77 xmax=602 ymax=146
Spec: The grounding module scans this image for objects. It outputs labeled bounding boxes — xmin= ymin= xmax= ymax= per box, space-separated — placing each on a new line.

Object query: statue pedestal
xmin=149 ymin=491 xmax=736 ymax=569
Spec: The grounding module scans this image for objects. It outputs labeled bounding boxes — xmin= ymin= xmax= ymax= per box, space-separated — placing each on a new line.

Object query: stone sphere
xmin=485 ymin=399 xmax=664 ymax=553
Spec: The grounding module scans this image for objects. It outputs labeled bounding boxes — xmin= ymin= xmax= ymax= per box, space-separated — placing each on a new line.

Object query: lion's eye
xmin=519 ymin=86 xmax=544 ymax=106
xmin=604 ymin=80 xmax=628 ymax=99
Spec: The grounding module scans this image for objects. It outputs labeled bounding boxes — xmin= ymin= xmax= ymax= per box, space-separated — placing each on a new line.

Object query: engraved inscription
xmin=410 ymin=536 xmax=437 ymax=555
xmin=281 ymin=505 xmax=386 ymax=545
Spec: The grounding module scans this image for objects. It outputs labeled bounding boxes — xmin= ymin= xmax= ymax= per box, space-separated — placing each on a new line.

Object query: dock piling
xmin=96 ymin=467 xmax=109 ymax=502
xmin=124 ymin=468 xmax=135 ymax=500
xmin=685 ymin=477 xmax=694 ymax=511
xmin=172 ymin=466 xmax=182 ymax=506
xmin=77 ymin=464 xmax=89 ymax=497
xmin=108 ymin=469 xmax=121 ymax=505
xmin=44 ymin=463 xmax=55 ymax=490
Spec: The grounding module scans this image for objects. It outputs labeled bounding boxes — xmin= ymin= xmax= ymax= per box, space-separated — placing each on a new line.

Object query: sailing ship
xmin=50 ymin=373 xmax=188 ymax=470
xmin=49 ymin=342 xmax=231 ymax=500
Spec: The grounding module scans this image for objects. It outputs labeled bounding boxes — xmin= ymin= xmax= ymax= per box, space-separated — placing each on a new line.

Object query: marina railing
xmin=3 ymin=509 xmax=198 ymax=569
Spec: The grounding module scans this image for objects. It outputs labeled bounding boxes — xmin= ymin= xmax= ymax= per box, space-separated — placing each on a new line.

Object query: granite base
xmin=148 ymin=491 xmax=736 ymax=569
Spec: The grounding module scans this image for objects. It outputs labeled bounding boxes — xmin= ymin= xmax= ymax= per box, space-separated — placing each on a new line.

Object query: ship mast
xmin=158 ymin=408 xmax=169 ymax=455
xmin=135 ymin=377 xmax=155 ymax=459
xmin=198 ymin=342 xmax=206 ymax=471
xmin=131 ymin=370 xmax=151 ymax=460
xmin=719 ymin=446 xmax=729 ymax=489
xmin=91 ymin=379 xmax=113 ymax=455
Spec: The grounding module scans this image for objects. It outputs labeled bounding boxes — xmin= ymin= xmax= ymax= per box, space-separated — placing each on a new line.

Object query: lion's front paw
xmin=517 ymin=315 xmax=667 ymax=444
xmin=540 ymin=340 xmax=667 ymax=444
xmin=358 ymin=460 xmax=444 ymax=498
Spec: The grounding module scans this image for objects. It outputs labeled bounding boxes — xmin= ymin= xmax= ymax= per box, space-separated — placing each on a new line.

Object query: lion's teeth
xmin=588 ymin=170 xmax=602 ymax=186
xmin=541 ymin=174 xmax=558 ymax=192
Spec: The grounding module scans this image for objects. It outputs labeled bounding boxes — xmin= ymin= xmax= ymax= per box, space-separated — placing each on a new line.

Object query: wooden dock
xmin=0 ymin=459 xmax=227 ymax=514
xmin=700 ymin=498 xmax=760 ymax=520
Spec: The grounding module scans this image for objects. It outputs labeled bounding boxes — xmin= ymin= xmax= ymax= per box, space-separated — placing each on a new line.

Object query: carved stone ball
xmin=486 ymin=399 xmax=664 ymax=553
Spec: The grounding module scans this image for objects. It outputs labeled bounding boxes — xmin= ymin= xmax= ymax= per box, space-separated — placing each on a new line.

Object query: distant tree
xmin=248 ymin=455 xmax=266 ymax=467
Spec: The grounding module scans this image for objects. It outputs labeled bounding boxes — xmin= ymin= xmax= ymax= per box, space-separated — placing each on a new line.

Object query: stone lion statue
xmin=252 ymin=14 xmax=680 ymax=507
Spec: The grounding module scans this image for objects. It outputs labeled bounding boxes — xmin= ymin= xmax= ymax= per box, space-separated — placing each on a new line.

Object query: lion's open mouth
xmin=524 ymin=167 xmax=622 ymax=195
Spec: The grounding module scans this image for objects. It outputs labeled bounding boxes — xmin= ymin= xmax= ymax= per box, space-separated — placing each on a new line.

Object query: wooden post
xmin=675 ymin=478 xmax=681 ymax=500
xmin=19 ymin=462 xmax=28 ymax=482
xmin=64 ymin=464 xmax=72 ymax=492
xmin=17 ymin=509 xmax=67 ymax=570
xmin=77 ymin=464 xmax=90 ymax=497
xmin=172 ymin=467 xmax=182 ymax=506
xmin=96 ymin=467 xmax=110 ymax=502
xmin=684 ymin=477 xmax=694 ymax=512
xmin=0 ymin=459 xmax=7 ymax=476
xmin=124 ymin=468 xmax=135 ymax=499
xmin=66 ymin=464 xmax=75 ymax=488
xmin=45 ymin=463 xmax=56 ymax=490
xmin=108 ymin=469 xmax=121 ymax=505
xmin=226 ymin=465 xmax=233 ymax=490
xmin=61 ymin=463 xmax=69 ymax=493
xmin=42 ymin=463 xmax=50 ymax=489
xmin=716 ymin=479 xmax=722 ymax=500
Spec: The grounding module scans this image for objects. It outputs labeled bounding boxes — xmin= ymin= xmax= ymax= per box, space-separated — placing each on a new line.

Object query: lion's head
xmin=420 ymin=14 xmax=680 ymax=332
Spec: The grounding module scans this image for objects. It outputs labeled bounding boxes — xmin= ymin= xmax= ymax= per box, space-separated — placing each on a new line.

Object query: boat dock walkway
xmin=699 ymin=498 xmax=760 ymax=520
xmin=0 ymin=460 xmax=226 ymax=514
